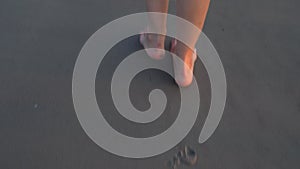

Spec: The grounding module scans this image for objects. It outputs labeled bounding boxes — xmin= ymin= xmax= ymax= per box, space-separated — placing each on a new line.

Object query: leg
xmin=176 ymin=0 xmax=210 ymax=52
xmin=145 ymin=0 xmax=169 ymax=34
xmin=172 ymin=0 xmax=210 ymax=86
xmin=140 ymin=0 xmax=169 ymax=59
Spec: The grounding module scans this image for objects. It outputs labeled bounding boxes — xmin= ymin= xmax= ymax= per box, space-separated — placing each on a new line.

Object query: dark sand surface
xmin=0 ymin=0 xmax=299 ymax=168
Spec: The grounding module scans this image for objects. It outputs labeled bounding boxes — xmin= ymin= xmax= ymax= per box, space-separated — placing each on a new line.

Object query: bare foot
xmin=170 ymin=39 xmax=197 ymax=87
xmin=140 ymin=30 xmax=166 ymax=60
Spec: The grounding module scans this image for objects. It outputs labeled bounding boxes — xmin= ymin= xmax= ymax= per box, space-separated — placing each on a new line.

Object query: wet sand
xmin=0 ymin=0 xmax=299 ymax=168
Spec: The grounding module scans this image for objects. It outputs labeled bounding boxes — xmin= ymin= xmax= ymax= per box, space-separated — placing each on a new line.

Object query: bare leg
xmin=146 ymin=0 xmax=169 ymax=33
xmin=140 ymin=0 xmax=169 ymax=59
xmin=172 ymin=0 xmax=210 ymax=86
xmin=176 ymin=0 xmax=210 ymax=64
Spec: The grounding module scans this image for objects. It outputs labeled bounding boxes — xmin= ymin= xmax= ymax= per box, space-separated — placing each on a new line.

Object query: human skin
xmin=144 ymin=0 xmax=210 ymax=69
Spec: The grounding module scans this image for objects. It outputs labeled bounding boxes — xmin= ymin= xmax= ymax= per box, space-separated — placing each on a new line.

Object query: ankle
xmin=147 ymin=33 xmax=165 ymax=47
xmin=174 ymin=41 xmax=194 ymax=60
